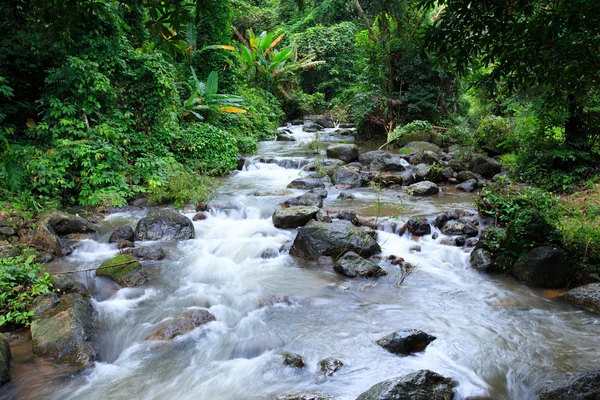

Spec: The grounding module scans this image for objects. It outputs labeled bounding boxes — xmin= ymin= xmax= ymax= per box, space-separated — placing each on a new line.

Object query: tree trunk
xmin=565 ymin=94 xmax=586 ymax=148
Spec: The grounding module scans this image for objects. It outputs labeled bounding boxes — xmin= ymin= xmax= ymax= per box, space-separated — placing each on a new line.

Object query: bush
xmin=149 ymin=163 xmax=217 ymax=208
xmin=0 ymin=255 xmax=53 ymax=327
xmin=474 ymin=115 xmax=515 ymax=155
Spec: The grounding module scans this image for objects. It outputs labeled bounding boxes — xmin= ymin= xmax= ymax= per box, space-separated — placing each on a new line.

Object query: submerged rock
xmin=270 ymin=392 xmax=337 ymax=400
xmin=376 ymin=329 xmax=436 ymax=355
xmin=539 ymin=370 xmax=600 ymax=400
xmin=356 ymin=370 xmax=457 ymax=400
xmin=318 ymin=357 xmax=343 ymax=376
xmin=0 ymin=334 xmax=10 ymax=385
xmin=96 ymin=254 xmax=148 ymax=287
xmin=31 ymin=293 xmax=95 ymax=368
xmin=146 ymin=310 xmax=215 ymax=341
xmin=136 ymin=209 xmax=194 ymax=241
xmin=108 ymin=226 xmax=135 ymax=243
xmin=562 ymin=283 xmax=600 ymax=313
xmin=407 ymin=181 xmax=439 ymax=196
xmin=283 ymin=352 xmax=305 ymax=368
xmin=273 ymin=206 xmax=320 ymax=229
xmin=124 ymin=246 xmax=166 ymax=261
xmin=334 ymin=251 xmax=387 ymax=278
xmin=290 ymin=221 xmax=381 ymax=260
xmin=326 ymin=144 xmax=359 ymax=163
xmin=32 ymin=211 xmax=96 ymax=256
xmin=511 ymin=246 xmax=571 ymax=288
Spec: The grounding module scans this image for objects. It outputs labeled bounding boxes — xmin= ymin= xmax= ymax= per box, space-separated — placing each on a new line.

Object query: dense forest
xmin=1 ymin=1 xmax=600 ymax=396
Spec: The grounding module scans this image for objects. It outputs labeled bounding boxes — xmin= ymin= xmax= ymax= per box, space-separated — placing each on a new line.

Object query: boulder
xmin=136 ymin=209 xmax=194 ymax=241
xmin=331 ymin=168 xmax=362 ymax=188
xmin=469 ymin=156 xmax=502 ymax=178
xmin=290 ymin=221 xmax=381 ymax=260
xmin=441 ymin=221 xmax=478 ymax=237
xmin=440 ymin=167 xmax=454 ymax=181
xmin=433 ymin=214 xmax=449 ymax=229
xmin=52 ymin=274 xmax=88 ymax=295
xmin=334 ymin=251 xmax=387 ymax=278
xmin=31 ymin=293 xmax=95 ymax=367
xmin=283 ymin=192 xmax=323 ymax=208
xmin=356 ymin=370 xmax=457 ymax=400
xmin=470 ymin=248 xmax=493 ymax=273
xmin=370 ymin=157 xmax=407 ymax=172
xmin=539 ymin=370 xmax=600 ymax=400
xmin=337 ymin=192 xmax=355 ymax=200
xmin=448 ymin=159 xmax=467 ymax=173
xmin=108 ymin=226 xmax=135 ymax=243
xmin=305 ymin=159 xmax=345 ymax=171
xmin=326 ymin=144 xmax=359 ymax=163
xmin=456 ymin=171 xmax=478 ymax=183
xmin=376 ymin=329 xmax=436 ymax=355
xmin=270 ymin=392 xmax=337 ymax=400
xmin=511 ymin=246 xmax=570 ymax=288
xmin=96 ymin=254 xmax=148 ymax=287
xmin=407 ymin=181 xmax=439 ymax=196
xmin=124 ymin=246 xmax=166 ymax=261
xmin=456 ymin=179 xmax=478 ymax=193
xmin=318 ymin=357 xmax=343 ymax=376
xmin=399 ymin=141 xmax=442 ymax=155
xmin=562 ymin=283 xmax=600 ymax=313
xmin=273 ymin=206 xmax=320 ymax=229
xmin=287 ymin=178 xmax=327 ymax=190
xmin=406 ymin=219 xmax=431 ymax=236
xmin=315 ymin=118 xmax=334 ymax=128
xmin=310 ymin=188 xmax=328 ymax=198
xmin=32 ymin=211 xmax=96 ymax=256
xmin=0 ymin=334 xmax=10 ymax=385
xmin=146 ymin=310 xmax=215 ymax=341
xmin=283 ymin=352 xmax=305 ymax=368
xmin=277 ymin=133 xmax=296 ymax=142
xmin=359 ymin=150 xmax=392 ymax=165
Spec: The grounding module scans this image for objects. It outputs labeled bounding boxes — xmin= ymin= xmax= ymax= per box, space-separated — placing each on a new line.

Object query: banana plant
xmin=182 ymin=67 xmax=246 ymax=120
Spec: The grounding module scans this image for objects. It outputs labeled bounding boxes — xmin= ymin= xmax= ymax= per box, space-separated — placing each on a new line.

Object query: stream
xmin=2 ymin=125 xmax=600 ymax=400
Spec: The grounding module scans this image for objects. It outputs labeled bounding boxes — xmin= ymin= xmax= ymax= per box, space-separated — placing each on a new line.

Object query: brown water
xmin=2 ymin=125 xmax=599 ymax=400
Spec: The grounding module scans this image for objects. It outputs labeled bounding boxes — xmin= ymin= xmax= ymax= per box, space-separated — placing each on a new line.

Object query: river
xmin=2 ymin=124 xmax=599 ymax=400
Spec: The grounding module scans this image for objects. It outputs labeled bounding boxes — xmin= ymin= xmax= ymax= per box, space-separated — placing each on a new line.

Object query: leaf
xmin=205 ymin=71 xmax=219 ymax=97
xmin=198 ymin=45 xmax=235 ymax=52
xmin=218 ymin=106 xmax=247 ymax=113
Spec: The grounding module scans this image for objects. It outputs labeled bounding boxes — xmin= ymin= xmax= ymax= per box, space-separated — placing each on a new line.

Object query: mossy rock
xmin=96 ymin=254 xmax=148 ymax=287
xmin=0 ymin=334 xmax=10 ymax=385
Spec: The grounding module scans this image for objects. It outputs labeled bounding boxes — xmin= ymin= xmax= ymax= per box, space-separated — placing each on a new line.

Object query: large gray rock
xmin=287 ymin=178 xmax=327 ymax=190
xmin=277 ymin=133 xmax=296 ymax=141
xmin=31 ymin=293 xmax=95 ymax=367
xmin=359 ymin=150 xmax=392 ymax=165
xmin=371 ymin=157 xmax=406 ymax=172
xmin=441 ymin=221 xmax=478 ymax=237
xmin=469 ymin=156 xmax=501 ymax=178
xmin=290 ymin=221 xmax=381 ymax=259
xmin=406 ymin=219 xmax=431 ymax=236
xmin=270 ymin=392 xmax=337 ymax=400
xmin=136 ymin=209 xmax=194 ymax=241
xmin=124 ymin=246 xmax=166 ymax=261
xmin=326 ymin=144 xmax=359 ymax=163
xmin=399 ymin=141 xmax=442 ymax=155
xmin=96 ymin=254 xmax=148 ymax=287
xmin=470 ymin=248 xmax=493 ymax=273
xmin=283 ymin=192 xmax=323 ymax=208
xmin=511 ymin=246 xmax=571 ymax=288
xmin=32 ymin=211 xmax=96 ymax=256
xmin=108 ymin=226 xmax=135 ymax=243
xmin=456 ymin=171 xmax=478 ymax=183
xmin=334 ymin=251 xmax=387 ymax=278
xmin=356 ymin=370 xmax=457 ymax=400
xmin=0 ymin=334 xmax=10 ymax=386
xmin=539 ymin=370 xmax=600 ymax=400
xmin=562 ymin=283 xmax=600 ymax=313
xmin=273 ymin=206 xmax=320 ymax=229
xmin=332 ymin=168 xmax=362 ymax=188
xmin=376 ymin=329 xmax=436 ymax=355
xmin=407 ymin=181 xmax=439 ymax=196
xmin=456 ymin=179 xmax=478 ymax=193
xmin=146 ymin=310 xmax=215 ymax=341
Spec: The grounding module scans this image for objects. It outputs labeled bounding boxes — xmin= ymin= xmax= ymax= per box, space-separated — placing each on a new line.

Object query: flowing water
xmin=2 ymin=125 xmax=600 ymax=400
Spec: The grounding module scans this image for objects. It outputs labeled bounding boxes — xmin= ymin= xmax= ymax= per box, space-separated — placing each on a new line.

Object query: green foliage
xmin=0 ymin=255 xmax=53 ymax=327
xmin=474 ymin=115 xmax=515 ymax=155
xmin=385 ymin=120 xmax=433 ymax=146
xmin=148 ymin=163 xmax=218 ymax=208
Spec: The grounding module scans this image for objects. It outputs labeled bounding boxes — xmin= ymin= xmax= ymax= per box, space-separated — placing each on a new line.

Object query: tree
xmin=423 ymin=0 xmax=600 ymax=147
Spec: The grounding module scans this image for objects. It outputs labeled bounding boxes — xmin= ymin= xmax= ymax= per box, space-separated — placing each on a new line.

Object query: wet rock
xmin=511 ymin=246 xmax=571 ymax=288
xmin=326 ymin=144 xmax=359 ymax=163
xmin=318 ymin=357 xmax=343 ymax=376
xmin=124 ymin=246 xmax=166 ymax=261
xmin=433 ymin=214 xmax=449 ymax=229
xmin=291 ymin=119 xmax=304 ymax=125
xmin=237 ymin=154 xmax=246 ymax=171
xmin=470 ymin=248 xmax=493 ymax=273
xmin=448 ymin=159 xmax=467 ymax=173
xmin=30 ymin=293 xmax=62 ymax=318
xmin=32 ymin=211 xmax=96 ymax=256
xmin=469 ymin=156 xmax=502 ymax=178
xmin=456 ymin=179 xmax=478 ymax=193
xmin=359 ymin=150 xmax=392 ymax=165
xmin=261 ymin=248 xmax=280 ymax=259
xmin=539 ymin=370 xmax=600 ymax=400
xmin=52 ymin=274 xmax=88 ymax=295
xmin=310 ymin=188 xmax=328 ymax=198
xmin=562 ymin=283 xmax=600 ymax=313
xmin=331 ymin=168 xmax=362 ymax=188
xmin=96 ymin=254 xmax=148 ymax=287
xmin=440 ymin=167 xmax=454 ymax=181
xmin=370 ymin=157 xmax=406 ymax=172
xmin=465 ymin=237 xmax=479 ymax=247
xmin=406 ymin=219 xmax=431 ymax=237
xmin=305 ymin=159 xmax=345 ymax=171
xmin=283 ymin=192 xmax=323 ymax=208
xmin=302 ymin=122 xmax=319 ymax=132
xmin=407 ymin=181 xmax=439 ymax=196
xmin=287 ymin=178 xmax=327 ymax=190
xmin=270 ymin=392 xmax=337 ymax=400
xmin=277 ymin=133 xmax=296 ymax=142
xmin=337 ymin=192 xmax=355 ymax=200
xmin=136 ymin=209 xmax=194 ymax=241
xmin=108 ymin=226 xmax=135 ymax=243
xmin=409 ymin=245 xmax=421 ymax=253
xmin=411 ymin=151 xmax=439 ymax=165
xmin=399 ymin=141 xmax=443 ymax=155
xmin=441 ymin=221 xmax=478 ymax=237
xmin=334 ymin=251 xmax=387 ymax=278
xmin=273 ymin=206 xmax=320 ymax=229
xmin=376 ymin=329 xmax=436 ymax=355
xmin=146 ymin=310 xmax=215 ymax=341
xmin=193 ymin=212 xmax=207 ymax=221
xmin=356 ymin=370 xmax=457 ymax=400
xmin=456 ymin=171 xmax=478 ymax=183
xmin=0 ymin=333 xmax=10 ymax=385
xmin=316 ymin=211 xmax=333 ymax=223
xmin=253 ymin=190 xmax=295 ymax=197
xmin=315 ymin=118 xmax=334 ymax=128
xmin=31 ymin=293 xmax=95 ymax=367
xmin=290 ymin=221 xmax=381 ymax=260
xmin=283 ymin=352 xmax=305 ymax=368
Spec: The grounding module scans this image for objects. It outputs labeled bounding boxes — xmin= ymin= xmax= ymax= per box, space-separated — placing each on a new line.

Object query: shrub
xmin=474 ymin=115 xmax=515 ymax=155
